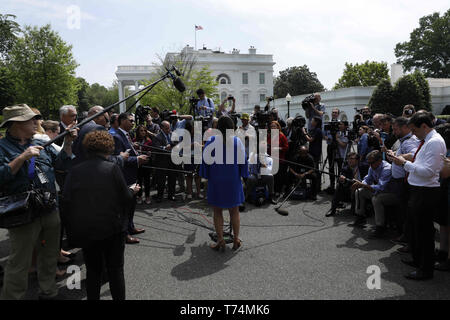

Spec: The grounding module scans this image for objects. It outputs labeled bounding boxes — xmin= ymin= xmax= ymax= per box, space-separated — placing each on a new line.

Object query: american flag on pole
xmin=195 ymin=25 xmax=203 ymax=31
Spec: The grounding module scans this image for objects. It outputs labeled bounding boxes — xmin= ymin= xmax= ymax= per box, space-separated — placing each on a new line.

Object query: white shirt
xmin=404 ymin=129 xmax=446 ymax=187
xmin=249 ymin=152 xmax=273 ymax=176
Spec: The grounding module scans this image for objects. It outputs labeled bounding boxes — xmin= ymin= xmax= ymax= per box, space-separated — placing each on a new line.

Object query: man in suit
xmin=152 ymin=120 xmax=177 ymax=202
xmin=71 ymin=106 xmax=126 ymax=167
xmin=112 ymin=113 xmax=149 ymax=244
xmin=55 ymin=105 xmax=78 ymax=146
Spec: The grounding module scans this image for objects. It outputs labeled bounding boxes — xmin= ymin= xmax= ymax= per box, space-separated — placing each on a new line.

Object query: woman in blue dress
xmin=200 ymin=116 xmax=248 ymax=251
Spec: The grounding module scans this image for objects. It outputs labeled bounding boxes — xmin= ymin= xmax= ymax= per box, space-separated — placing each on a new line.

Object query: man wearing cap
xmin=0 ymin=104 xmax=77 ymax=300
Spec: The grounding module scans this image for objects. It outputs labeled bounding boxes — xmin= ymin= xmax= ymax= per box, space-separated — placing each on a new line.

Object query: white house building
xmin=165 ymin=45 xmax=275 ymax=110
xmin=115 ymin=45 xmax=275 ymax=112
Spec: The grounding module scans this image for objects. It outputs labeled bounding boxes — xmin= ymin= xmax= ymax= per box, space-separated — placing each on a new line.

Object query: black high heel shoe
xmin=210 ymin=239 xmax=226 ymax=252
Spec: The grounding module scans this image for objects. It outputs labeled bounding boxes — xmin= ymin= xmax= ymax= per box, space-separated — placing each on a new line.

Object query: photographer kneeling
xmin=349 ymin=150 xmax=392 ymax=227
xmin=0 ymin=104 xmax=77 ymax=300
xmin=326 ymin=152 xmax=362 ymax=217
xmin=287 ymin=145 xmax=318 ymax=201
xmin=246 ymin=141 xmax=277 ymax=205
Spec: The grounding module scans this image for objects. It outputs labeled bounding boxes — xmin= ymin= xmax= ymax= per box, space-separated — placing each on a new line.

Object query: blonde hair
xmin=30 ymin=107 xmax=45 ymax=134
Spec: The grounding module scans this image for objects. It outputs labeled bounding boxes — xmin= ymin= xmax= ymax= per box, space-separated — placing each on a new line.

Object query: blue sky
xmin=2 ymin=0 xmax=449 ymax=90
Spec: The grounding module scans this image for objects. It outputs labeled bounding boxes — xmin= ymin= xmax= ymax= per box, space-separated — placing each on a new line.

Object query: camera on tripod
xmin=135 ymin=105 xmax=152 ymax=124
xmin=265 ymin=96 xmax=274 ymax=102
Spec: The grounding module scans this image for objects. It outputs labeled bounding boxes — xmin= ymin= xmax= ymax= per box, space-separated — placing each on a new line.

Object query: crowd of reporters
xmin=0 ymin=89 xmax=449 ymax=301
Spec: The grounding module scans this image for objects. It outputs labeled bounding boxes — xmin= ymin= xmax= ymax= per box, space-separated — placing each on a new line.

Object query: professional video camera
xmin=161 ymin=109 xmax=179 ymax=122
xmin=252 ymin=111 xmax=271 ymax=129
xmin=189 ymin=96 xmax=200 ymax=106
xmin=135 ymin=105 xmax=152 ymax=124
xmin=197 ymin=115 xmax=213 ymax=134
xmin=266 ymin=96 xmax=274 ymax=102
xmin=228 ymin=112 xmax=241 ymax=127
xmin=289 ymin=115 xmax=308 ymax=152
xmin=354 ymin=107 xmax=371 ymax=121
xmin=301 ymin=94 xmax=315 ymax=111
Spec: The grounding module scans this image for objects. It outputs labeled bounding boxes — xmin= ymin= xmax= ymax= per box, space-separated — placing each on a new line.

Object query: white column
xmin=118 ymin=80 xmax=125 ymax=113
xmin=134 ymin=80 xmax=141 ymax=107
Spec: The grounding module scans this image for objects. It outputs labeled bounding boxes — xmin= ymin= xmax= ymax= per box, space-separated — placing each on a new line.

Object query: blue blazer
xmin=112 ymin=129 xmax=138 ymax=185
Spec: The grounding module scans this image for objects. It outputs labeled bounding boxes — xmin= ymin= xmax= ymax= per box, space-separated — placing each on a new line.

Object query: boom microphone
xmin=173 ymin=77 xmax=186 ymax=93
xmin=172 ymin=66 xmax=183 ymax=77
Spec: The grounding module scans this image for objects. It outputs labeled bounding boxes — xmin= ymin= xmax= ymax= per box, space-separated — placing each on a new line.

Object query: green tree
xmin=76 ymin=77 xmax=90 ymax=112
xmin=274 ymin=65 xmax=324 ymax=98
xmin=393 ymin=74 xmax=424 ymax=114
xmin=334 ymin=61 xmax=390 ymax=89
xmin=0 ymin=14 xmax=21 ymax=62
xmin=139 ymin=51 xmax=218 ymax=113
xmin=8 ymin=24 xmax=79 ymax=119
xmin=0 ymin=65 xmax=16 ymax=110
xmin=395 ymin=9 xmax=450 ymax=78
xmin=412 ymin=70 xmax=432 ymax=111
xmin=368 ymin=79 xmax=396 ymax=115
xmin=87 ymin=81 xmax=135 ymax=112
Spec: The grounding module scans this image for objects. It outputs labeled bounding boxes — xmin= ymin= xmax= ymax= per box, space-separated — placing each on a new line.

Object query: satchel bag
xmin=0 ymin=156 xmax=57 ymax=229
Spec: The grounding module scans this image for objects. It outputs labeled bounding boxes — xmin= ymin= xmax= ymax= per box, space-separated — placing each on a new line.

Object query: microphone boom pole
xmin=43 ymin=69 xmax=178 ymax=148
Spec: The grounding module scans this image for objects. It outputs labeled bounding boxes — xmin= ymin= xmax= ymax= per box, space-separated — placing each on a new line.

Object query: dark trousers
xmin=246 ymin=174 xmax=275 ymax=198
xmin=156 ymin=169 xmax=176 ymax=198
xmin=82 ymin=232 xmax=126 ymax=300
xmin=274 ymin=162 xmax=288 ymax=194
xmin=137 ymin=167 xmax=151 ymax=198
xmin=127 ymin=196 xmax=136 ymax=234
xmin=408 ymin=186 xmax=439 ymax=274
xmin=331 ymin=183 xmax=353 ymax=210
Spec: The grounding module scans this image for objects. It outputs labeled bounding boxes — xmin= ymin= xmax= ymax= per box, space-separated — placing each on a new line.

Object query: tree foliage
xmin=8 ymin=24 xmax=79 ymax=119
xmin=368 ymin=79 xmax=396 ymax=114
xmin=334 ymin=61 xmax=390 ymax=89
xmin=395 ymin=9 xmax=450 ymax=78
xmin=139 ymin=51 xmax=218 ymax=114
xmin=274 ymin=65 xmax=324 ymax=98
xmin=0 ymin=14 xmax=21 ymax=62
xmin=369 ymin=71 xmax=432 ymax=116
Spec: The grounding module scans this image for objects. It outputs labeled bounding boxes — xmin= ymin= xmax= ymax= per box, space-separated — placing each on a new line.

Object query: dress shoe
xmin=239 ymin=204 xmax=246 ymax=212
xmin=126 ymin=235 xmax=140 ymax=244
xmin=401 ymin=258 xmax=419 ymax=268
xmin=404 ymin=270 xmax=433 ymax=280
xmin=397 ymin=245 xmax=411 ymax=254
xmin=435 ymin=260 xmax=450 ymax=271
xmin=368 ymin=226 xmax=386 ymax=239
xmin=130 ymin=228 xmax=145 ymax=235
xmin=325 ymin=208 xmax=336 ymax=217
xmin=324 ymin=186 xmax=335 ymax=195
xmin=348 ymin=217 xmax=366 ymax=227
xmin=435 ymin=250 xmax=449 ymax=263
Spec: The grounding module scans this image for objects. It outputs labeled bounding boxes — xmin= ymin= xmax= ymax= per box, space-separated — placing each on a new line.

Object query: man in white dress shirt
xmin=390 ymin=111 xmax=446 ymax=280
